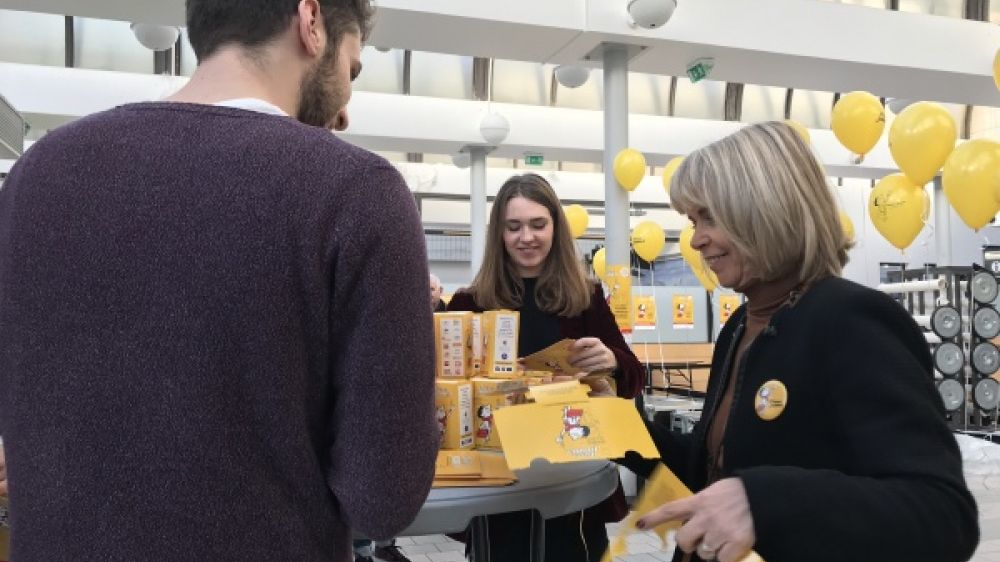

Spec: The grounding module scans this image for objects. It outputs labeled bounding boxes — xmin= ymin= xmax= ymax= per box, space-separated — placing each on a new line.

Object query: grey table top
xmin=643 ymin=394 xmax=703 ymax=412
xmin=401 ymin=459 xmax=619 ymax=536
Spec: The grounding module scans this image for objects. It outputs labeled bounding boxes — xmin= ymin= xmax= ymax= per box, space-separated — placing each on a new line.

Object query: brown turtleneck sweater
xmin=704 ymin=274 xmax=803 ymax=483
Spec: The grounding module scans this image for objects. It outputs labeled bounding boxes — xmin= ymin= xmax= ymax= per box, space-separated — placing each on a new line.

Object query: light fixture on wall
xmin=554 ymin=65 xmax=591 ymax=89
xmin=480 ymin=112 xmax=510 ymax=146
xmin=452 ymin=152 xmax=471 ymax=169
xmin=131 ymin=23 xmax=181 ymax=51
xmin=626 ymin=0 xmax=678 ymax=29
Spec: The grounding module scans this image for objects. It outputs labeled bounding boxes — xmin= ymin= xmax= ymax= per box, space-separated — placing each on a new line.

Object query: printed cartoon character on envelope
xmin=493 ymin=381 xmax=658 ymax=470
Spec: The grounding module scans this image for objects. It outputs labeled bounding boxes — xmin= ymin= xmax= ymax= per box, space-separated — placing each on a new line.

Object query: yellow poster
xmin=719 ymin=294 xmax=741 ymax=327
xmin=633 ymin=295 xmax=657 ymax=330
xmin=672 ymin=295 xmax=694 ymax=330
xmin=607 ymin=265 xmax=633 ymax=332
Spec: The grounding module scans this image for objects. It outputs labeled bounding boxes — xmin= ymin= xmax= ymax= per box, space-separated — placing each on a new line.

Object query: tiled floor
xmin=967 ymin=475 xmax=1000 ymax=562
xmin=392 ymin=435 xmax=1000 ymax=562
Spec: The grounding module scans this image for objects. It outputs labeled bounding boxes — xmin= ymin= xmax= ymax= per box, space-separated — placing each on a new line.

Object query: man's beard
xmin=297 ymin=45 xmax=345 ymax=129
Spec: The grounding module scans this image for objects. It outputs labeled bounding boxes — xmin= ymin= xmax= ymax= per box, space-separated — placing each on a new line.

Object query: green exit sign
xmin=686 ymin=58 xmax=715 ymax=84
xmin=525 ymin=154 xmax=544 ymax=166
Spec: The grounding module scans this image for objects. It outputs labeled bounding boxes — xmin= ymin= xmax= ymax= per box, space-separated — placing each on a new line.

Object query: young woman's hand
xmin=568 ymin=337 xmax=617 ymax=372
xmin=550 ymin=370 xmax=615 ymax=397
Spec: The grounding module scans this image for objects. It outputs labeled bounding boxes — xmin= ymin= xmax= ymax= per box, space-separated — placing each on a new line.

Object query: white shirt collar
xmin=214 ymin=98 xmax=289 ymax=117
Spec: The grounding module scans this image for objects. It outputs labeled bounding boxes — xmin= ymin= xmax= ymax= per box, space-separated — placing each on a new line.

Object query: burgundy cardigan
xmin=447 ymin=281 xmax=644 ymax=521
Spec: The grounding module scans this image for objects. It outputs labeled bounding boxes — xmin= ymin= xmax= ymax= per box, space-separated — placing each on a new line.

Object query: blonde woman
xmin=626 ymin=122 xmax=978 ymax=562
xmin=449 ymin=173 xmax=644 ymax=561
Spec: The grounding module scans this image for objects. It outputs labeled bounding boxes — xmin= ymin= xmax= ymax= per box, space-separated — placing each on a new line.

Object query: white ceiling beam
xmin=571 ymin=0 xmax=1000 ymax=106
xmin=1 ymin=0 xmax=184 ymax=26
xmin=0 ymin=62 xmax=900 ymax=179
xmin=5 ymin=0 xmax=998 ymax=106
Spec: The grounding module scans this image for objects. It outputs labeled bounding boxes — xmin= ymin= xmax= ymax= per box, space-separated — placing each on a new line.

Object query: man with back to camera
xmin=0 ymin=1 xmax=438 ymax=561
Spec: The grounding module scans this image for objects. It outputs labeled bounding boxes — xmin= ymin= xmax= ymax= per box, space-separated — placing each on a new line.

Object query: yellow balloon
xmin=784 ymin=119 xmax=811 ymax=145
xmin=889 ymin=101 xmax=957 ymax=186
xmin=614 ymin=148 xmax=647 ymax=192
xmin=942 ymin=139 xmax=1000 ymax=231
xmin=661 ymin=156 xmax=684 ymax=196
xmin=563 ymin=204 xmax=589 ymax=239
xmin=831 ymin=91 xmax=885 ymax=157
xmin=678 ymin=225 xmax=720 ymax=292
xmin=868 ymin=173 xmax=928 ymax=250
xmin=630 ymin=221 xmax=666 ymax=262
xmin=839 ymin=211 xmax=855 ymax=242
xmin=592 ymin=247 xmax=607 ymax=281
xmin=994 ymin=48 xmax=1000 ymax=90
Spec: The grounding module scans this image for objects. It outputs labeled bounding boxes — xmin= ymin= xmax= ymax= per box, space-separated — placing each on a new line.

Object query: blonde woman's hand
xmin=569 ymin=337 xmax=617 ymax=373
xmin=636 ymin=478 xmax=755 ymax=562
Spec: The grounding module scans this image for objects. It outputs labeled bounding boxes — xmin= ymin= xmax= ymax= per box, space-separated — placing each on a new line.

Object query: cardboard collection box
xmin=468 ymin=313 xmax=484 ymax=375
xmin=482 ymin=310 xmax=519 ymax=378
xmin=434 ymin=312 xmax=473 ymax=378
xmin=435 ymin=379 xmax=474 ymax=450
xmin=434 ymin=310 xmax=525 ymax=380
xmin=470 ymin=377 xmax=528 ymax=450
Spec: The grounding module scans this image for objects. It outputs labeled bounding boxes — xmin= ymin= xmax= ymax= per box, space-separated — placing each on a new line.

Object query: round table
xmin=402 ymin=460 xmax=619 ymax=562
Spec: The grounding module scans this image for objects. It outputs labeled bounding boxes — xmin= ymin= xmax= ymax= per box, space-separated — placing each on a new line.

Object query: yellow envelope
xmin=493 ymin=381 xmax=658 ymax=470
xmin=519 ymin=340 xmax=613 ymax=390
xmin=432 ymin=450 xmax=517 ymax=488
xmin=435 ymin=449 xmax=484 ymax=479
xmin=604 ymin=464 xmax=766 ymax=562
xmin=520 ymin=338 xmax=577 ymax=372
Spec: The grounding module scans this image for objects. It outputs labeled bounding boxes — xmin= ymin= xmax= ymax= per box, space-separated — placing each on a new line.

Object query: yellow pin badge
xmin=754 ymin=380 xmax=788 ymax=421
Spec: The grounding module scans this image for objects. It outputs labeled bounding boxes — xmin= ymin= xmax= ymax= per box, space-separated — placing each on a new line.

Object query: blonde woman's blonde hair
xmin=669 ymin=121 xmax=852 ymax=285
xmin=467 ymin=174 xmax=592 ymax=317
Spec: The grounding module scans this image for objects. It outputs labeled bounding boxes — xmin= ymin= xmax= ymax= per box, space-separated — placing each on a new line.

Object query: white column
xmin=933 ymin=177 xmax=952 ymax=267
xmin=469 ymin=146 xmax=489 ymax=274
xmin=602 ymin=44 xmax=630 ymax=266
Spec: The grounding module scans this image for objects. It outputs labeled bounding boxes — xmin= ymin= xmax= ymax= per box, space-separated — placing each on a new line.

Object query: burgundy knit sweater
xmin=0 ymin=103 xmax=437 ymax=562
